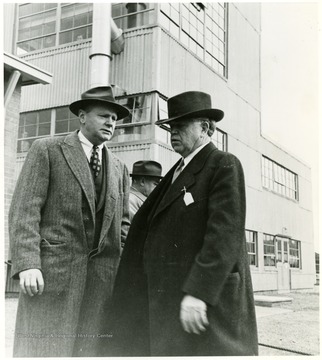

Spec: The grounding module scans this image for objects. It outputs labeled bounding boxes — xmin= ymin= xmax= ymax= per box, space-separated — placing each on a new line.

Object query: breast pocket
xmin=40 ymin=239 xmax=71 ymax=295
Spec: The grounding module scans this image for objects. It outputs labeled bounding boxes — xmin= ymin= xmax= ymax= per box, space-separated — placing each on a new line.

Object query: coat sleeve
xmin=182 ymin=153 xmax=247 ymax=306
xmin=120 ymin=164 xmax=130 ymax=247
xmin=9 ymin=139 xmax=50 ymax=279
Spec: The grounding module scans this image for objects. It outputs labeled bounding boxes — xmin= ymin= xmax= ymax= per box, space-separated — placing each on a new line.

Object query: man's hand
xmin=19 ymin=269 xmax=44 ymax=296
xmin=180 ymin=294 xmax=209 ymax=334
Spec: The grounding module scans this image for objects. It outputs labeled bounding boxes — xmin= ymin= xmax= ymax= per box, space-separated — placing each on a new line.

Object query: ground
xmin=256 ymin=289 xmax=320 ymax=356
xmin=4 ymin=288 xmax=320 ymax=357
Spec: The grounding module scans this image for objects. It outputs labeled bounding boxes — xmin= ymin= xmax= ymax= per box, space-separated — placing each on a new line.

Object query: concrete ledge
xmin=254 ymin=295 xmax=293 ymax=307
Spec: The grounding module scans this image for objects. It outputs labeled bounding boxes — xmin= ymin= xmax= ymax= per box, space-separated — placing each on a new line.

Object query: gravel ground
xmin=257 ymin=288 xmax=320 ymax=356
xmin=4 ymin=288 xmax=320 ymax=357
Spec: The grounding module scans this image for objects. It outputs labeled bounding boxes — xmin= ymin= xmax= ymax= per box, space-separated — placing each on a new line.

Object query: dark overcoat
xmin=9 ymin=131 xmax=130 ymax=357
xmin=106 ymin=142 xmax=258 ymax=356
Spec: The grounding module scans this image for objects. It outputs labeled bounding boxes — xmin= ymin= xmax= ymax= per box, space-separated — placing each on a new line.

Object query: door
xmin=276 ymin=237 xmax=291 ymax=293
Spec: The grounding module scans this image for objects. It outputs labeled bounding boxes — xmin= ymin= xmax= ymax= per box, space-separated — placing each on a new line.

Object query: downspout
xmin=89 ymin=3 xmax=125 ymax=88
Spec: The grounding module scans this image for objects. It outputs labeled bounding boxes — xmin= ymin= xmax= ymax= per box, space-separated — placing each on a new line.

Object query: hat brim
xmin=155 ymin=108 xmax=224 ymax=125
xmin=130 ymin=173 xmax=163 ymax=178
xmin=69 ymin=99 xmax=130 ymax=120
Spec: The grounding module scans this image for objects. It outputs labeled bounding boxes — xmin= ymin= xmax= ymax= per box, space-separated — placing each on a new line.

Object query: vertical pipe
xmin=89 ymin=3 xmax=112 ymax=87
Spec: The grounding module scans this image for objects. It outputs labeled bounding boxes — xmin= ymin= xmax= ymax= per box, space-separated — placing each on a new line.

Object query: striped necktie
xmin=90 ymin=145 xmax=101 ymax=178
xmin=172 ymin=158 xmax=185 ymax=184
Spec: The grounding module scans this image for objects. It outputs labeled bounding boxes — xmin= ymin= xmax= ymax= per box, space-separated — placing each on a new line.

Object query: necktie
xmin=90 ymin=145 xmax=101 ymax=177
xmin=172 ymin=158 xmax=185 ymax=183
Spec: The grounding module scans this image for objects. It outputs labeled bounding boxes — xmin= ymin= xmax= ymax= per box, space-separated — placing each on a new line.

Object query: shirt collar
xmin=181 ymin=140 xmax=210 ymax=169
xmin=78 ymin=130 xmax=104 ymax=162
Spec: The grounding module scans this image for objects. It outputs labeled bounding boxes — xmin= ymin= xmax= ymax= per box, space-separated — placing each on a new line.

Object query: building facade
xmin=3 ymin=3 xmax=316 ymax=292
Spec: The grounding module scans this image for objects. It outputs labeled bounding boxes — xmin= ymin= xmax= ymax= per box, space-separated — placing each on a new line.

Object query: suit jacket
xmin=107 ymin=142 xmax=258 ymax=356
xmin=9 ymin=131 xmax=130 ymax=357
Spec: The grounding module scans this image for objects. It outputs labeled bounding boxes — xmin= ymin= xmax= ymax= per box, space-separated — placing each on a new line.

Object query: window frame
xmin=261 ymin=155 xmax=299 ymax=201
xmin=289 ymin=239 xmax=301 ymax=269
xmin=16 ymin=3 xmax=93 ymax=54
xmin=158 ymin=2 xmax=228 ymax=77
xmin=263 ymin=233 xmax=276 ymax=268
xmin=245 ymin=229 xmax=258 ymax=267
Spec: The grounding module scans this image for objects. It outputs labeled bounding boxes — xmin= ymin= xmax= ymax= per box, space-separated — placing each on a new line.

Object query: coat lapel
xmin=97 ymin=146 xmax=119 ymax=245
xmin=152 ymin=142 xmax=217 ymax=220
xmin=61 ymin=131 xmax=96 ymax=222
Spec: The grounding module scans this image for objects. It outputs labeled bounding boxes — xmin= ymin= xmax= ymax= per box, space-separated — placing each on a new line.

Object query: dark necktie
xmin=172 ymin=158 xmax=185 ymax=184
xmin=90 ymin=145 xmax=101 ymax=178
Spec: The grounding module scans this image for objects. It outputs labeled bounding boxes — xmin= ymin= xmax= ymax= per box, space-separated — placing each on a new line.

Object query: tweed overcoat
xmin=106 ymin=142 xmax=258 ymax=356
xmin=9 ymin=131 xmax=130 ymax=357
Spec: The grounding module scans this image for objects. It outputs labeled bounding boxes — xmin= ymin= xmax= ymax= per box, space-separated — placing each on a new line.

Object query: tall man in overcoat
xmin=107 ymin=91 xmax=258 ymax=356
xmin=9 ymin=86 xmax=130 ymax=357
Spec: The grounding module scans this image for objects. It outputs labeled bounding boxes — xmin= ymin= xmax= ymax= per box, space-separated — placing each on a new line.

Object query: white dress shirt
xmin=78 ymin=131 xmax=104 ymax=163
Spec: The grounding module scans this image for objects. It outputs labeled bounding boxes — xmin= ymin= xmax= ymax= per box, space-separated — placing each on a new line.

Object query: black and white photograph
xmin=3 ymin=1 xmax=320 ymax=357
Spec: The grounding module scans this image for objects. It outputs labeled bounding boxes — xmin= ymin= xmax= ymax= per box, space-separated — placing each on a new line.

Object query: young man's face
xmin=169 ymin=119 xmax=205 ymax=158
xmin=79 ymin=103 xmax=117 ymax=145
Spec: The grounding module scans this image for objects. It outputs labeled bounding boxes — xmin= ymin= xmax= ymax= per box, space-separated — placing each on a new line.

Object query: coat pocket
xmin=40 ymin=239 xmax=71 ymax=295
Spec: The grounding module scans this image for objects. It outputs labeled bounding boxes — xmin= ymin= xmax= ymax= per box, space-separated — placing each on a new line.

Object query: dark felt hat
xmin=155 ymin=91 xmax=224 ymax=125
xmin=69 ymin=86 xmax=129 ymax=120
xmin=130 ymin=161 xmax=162 ymax=178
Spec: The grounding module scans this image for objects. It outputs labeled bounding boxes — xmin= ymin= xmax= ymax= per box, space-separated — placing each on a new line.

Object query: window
xmin=17 ymin=3 xmax=93 ymax=54
xmin=17 ymin=107 xmax=79 ymax=153
xmin=263 ymin=234 xmax=276 ymax=267
xmin=245 ymin=230 xmax=257 ymax=266
xmin=262 ymin=156 xmax=298 ymax=200
xmin=112 ymin=94 xmax=154 ymax=143
xmin=289 ymin=240 xmax=301 ymax=269
xmin=156 ymin=95 xmax=227 ymax=150
xmin=59 ymin=4 xmax=93 ymax=45
xmin=112 ymin=3 xmax=155 ymax=30
xmin=160 ymin=3 xmax=227 ymax=77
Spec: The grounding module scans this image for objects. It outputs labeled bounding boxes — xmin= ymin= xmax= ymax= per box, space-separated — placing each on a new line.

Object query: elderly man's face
xmin=169 ymin=119 xmax=205 ymax=158
xmin=79 ymin=104 xmax=117 ymax=145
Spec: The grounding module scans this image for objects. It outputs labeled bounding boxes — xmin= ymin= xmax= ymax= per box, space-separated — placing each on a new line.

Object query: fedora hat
xmin=155 ymin=91 xmax=224 ymax=125
xmin=130 ymin=161 xmax=162 ymax=178
xmin=69 ymin=86 xmax=130 ymax=120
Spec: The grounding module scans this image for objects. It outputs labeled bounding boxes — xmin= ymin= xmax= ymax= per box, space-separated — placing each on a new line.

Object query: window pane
xmin=111 ymin=124 xmax=152 ymax=143
xmin=55 ymin=121 xmax=68 ymax=134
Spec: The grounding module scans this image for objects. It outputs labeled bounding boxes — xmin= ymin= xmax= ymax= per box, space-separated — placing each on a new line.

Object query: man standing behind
xmin=109 ymin=91 xmax=258 ymax=356
xmin=9 ymin=86 xmax=130 ymax=357
xmin=129 ymin=160 xmax=162 ymax=221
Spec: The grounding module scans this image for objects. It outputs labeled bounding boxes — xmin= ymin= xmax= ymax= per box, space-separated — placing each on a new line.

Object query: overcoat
xmin=106 ymin=142 xmax=258 ymax=356
xmin=9 ymin=131 xmax=130 ymax=357
xmin=129 ymin=186 xmax=146 ymax=221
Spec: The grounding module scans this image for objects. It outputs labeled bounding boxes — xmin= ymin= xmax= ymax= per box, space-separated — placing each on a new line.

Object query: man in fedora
xmin=108 ymin=91 xmax=258 ymax=356
xmin=9 ymin=86 xmax=131 ymax=357
xmin=129 ymin=160 xmax=162 ymax=221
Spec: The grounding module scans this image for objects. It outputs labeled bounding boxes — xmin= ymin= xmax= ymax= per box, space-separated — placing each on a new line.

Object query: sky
xmin=260 ymin=2 xmax=320 ymax=251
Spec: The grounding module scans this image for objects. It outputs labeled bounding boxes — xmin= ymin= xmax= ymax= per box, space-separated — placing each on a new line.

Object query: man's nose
xmin=104 ymin=118 xmax=115 ymax=125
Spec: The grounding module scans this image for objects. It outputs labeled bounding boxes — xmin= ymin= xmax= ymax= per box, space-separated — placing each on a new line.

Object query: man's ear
xmin=201 ymin=122 xmax=209 ymax=134
xmin=79 ymin=109 xmax=86 ymax=123
xmin=140 ymin=177 xmax=146 ymax=186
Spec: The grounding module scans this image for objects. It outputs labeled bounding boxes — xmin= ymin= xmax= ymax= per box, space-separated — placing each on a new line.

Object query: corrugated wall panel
xmin=19 ymin=28 xmax=156 ymax=112
xmin=110 ymin=28 xmax=155 ymax=94
xmin=20 ymin=42 xmax=92 ymax=112
xmin=107 ymin=142 xmax=152 ymax=171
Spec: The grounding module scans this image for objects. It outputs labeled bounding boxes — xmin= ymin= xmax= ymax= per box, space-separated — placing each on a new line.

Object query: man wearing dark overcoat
xmin=107 ymin=91 xmax=258 ymax=356
xmin=9 ymin=86 xmax=130 ymax=357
